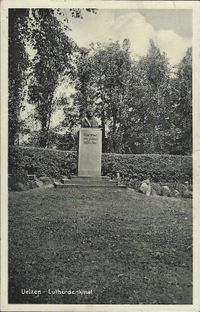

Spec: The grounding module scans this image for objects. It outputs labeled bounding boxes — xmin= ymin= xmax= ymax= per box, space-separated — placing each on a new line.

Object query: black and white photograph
xmin=1 ymin=0 xmax=200 ymax=311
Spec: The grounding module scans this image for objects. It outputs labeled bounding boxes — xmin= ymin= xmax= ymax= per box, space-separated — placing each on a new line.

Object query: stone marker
xmin=78 ymin=128 xmax=102 ymax=177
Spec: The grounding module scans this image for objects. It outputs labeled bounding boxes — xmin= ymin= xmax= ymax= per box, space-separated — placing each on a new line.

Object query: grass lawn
xmin=8 ymin=187 xmax=192 ymax=304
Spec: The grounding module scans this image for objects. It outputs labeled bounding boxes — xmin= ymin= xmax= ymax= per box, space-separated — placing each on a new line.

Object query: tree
xmin=170 ymin=48 xmax=192 ymax=154
xmin=8 ymin=9 xmax=30 ymax=145
xmin=61 ymin=40 xmax=192 ymax=155
xmin=118 ymin=62 xmax=151 ymax=153
xmin=138 ymin=40 xmax=171 ymax=153
xmin=70 ymin=47 xmax=94 ymax=119
xmin=9 ymin=8 xmax=97 ymax=147
xmin=88 ymin=40 xmax=132 ymax=152
xmin=27 ymin=9 xmax=78 ymax=148
xmin=65 ymin=39 xmax=173 ymax=154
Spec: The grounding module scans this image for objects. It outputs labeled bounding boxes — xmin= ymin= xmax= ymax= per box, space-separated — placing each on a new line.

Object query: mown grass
xmin=8 ymin=187 xmax=192 ymax=304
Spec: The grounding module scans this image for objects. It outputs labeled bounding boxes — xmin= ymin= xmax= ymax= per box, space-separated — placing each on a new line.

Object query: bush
xmin=9 ymin=146 xmax=77 ymax=179
xmin=102 ymin=153 xmax=192 ymax=184
xmin=9 ymin=146 xmax=192 ymax=185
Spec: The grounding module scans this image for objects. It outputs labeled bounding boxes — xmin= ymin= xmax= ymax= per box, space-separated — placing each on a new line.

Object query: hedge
xmin=9 ymin=146 xmax=192 ymax=184
xmin=8 ymin=146 xmax=77 ymax=178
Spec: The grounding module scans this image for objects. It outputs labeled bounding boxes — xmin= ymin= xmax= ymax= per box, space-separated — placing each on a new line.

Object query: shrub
xmin=9 ymin=146 xmax=77 ymax=179
xmin=9 ymin=146 xmax=192 ymax=185
xmin=102 ymin=153 xmax=192 ymax=184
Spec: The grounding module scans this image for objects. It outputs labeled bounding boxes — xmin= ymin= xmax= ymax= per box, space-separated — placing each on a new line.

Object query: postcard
xmin=1 ymin=1 xmax=200 ymax=311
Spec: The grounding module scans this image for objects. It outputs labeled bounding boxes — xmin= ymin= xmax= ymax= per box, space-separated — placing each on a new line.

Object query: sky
xmin=65 ymin=9 xmax=192 ymax=65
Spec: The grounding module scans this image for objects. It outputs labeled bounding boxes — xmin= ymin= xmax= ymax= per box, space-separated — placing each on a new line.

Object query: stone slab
xmin=78 ymin=128 xmax=102 ymax=177
xmin=60 ymin=178 xmax=118 ymax=186
xmin=72 ymin=176 xmax=110 ymax=180
xmin=54 ymin=181 xmax=126 ymax=189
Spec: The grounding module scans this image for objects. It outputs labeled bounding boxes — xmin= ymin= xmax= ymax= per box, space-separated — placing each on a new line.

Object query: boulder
xmin=116 ymin=172 xmax=121 ymax=182
xmin=173 ymin=190 xmax=181 ymax=198
xmin=140 ymin=179 xmax=151 ymax=196
xmin=128 ymin=178 xmax=136 ymax=188
xmin=35 ymin=178 xmax=53 ymax=188
xmin=178 ymin=182 xmax=192 ymax=198
xmin=34 ymin=178 xmax=44 ymax=188
xmin=162 ymin=185 xmax=171 ymax=197
xmin=15 ymin=182 xmax=26 ymax=192
xmin=151 ymin=183 xmax=162 ymax=196
xmin=183 ymin=182 xmax=192 ymax=198
xmin=183 ymin=189 xmax=192 ymax=198
xmin=39 ymin=176 xmax=52 ymax=185
xmin=29 ymin=180 xmax=41 ymax=189
xmin=151 ymin=188 xmax=159 ymax=196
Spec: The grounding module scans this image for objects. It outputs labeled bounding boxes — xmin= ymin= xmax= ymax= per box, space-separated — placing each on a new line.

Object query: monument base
xmin=54 ymin=127 xmax=127 ymax=188
xmin=54 ymin=176 xmax=126 ymax=188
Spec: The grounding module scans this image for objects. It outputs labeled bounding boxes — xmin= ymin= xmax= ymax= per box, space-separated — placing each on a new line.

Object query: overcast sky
xmin=65 ymin=9 xmax=192 ymax=65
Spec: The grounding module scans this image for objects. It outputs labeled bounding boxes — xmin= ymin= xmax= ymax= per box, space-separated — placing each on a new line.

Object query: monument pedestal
xmin=78 ymin=128 xmax=102 ymax=177
xmin=54 ymin=127 xmax=126 ymax=189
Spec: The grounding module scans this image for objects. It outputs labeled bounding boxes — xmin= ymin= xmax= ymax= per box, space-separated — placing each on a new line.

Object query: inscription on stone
xmin=78 ymin=128 xmax=102 ymax=177
xmin=83 ymin=133 xmax=97 ymax=144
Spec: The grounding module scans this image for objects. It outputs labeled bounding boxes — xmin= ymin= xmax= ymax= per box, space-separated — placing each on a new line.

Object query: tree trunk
xmin=111 ymin=115 xmax=117 ymax=152
xmin=101 ymin=113 xmax=106 ymax=153
xmin=39 ymin=118 xmax=48 ymax=148
xmin=45 ymin=112 xmax=51 ymax=148
xmin=39 ymin=129 xmax=48 ymax=148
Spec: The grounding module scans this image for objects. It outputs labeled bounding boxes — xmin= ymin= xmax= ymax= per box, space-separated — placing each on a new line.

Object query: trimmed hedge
xmin=9 ymin=146 xmax=192 ymax=184
xmin=9 ymin=146 xmax=77 ymax=178
xmin=102 ymin=153 xmax=192 ymax=184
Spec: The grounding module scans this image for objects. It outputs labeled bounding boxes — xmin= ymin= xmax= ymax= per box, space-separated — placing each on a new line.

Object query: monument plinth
xmin=78 ymin=128 xmax=102 ymax=177
xmin=54 ymin=121 xmax=126 ymax=188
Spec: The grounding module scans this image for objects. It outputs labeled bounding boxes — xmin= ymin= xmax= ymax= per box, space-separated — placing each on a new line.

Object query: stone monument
xmin=54 ymin=111 xmax=125 ymax=188
xmin=78 ymin=127 xmax=102 ymax=177
xmin=78 ymin=111 xmax=101 ymax=177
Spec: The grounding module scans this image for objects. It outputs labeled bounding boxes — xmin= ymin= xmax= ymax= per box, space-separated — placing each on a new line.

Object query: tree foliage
xmin=8 ymin=8 xmax=96 ymax=148
xmin=61 ymin=40 xmax=192 ymax=155
xmin=28 ymin=9 xmax=78 ymax=147
xmin=65 ymin=40 xmax=133 ymax=152
xmin=9 ymin=9 xmax=192 ymax=155
xmin=8 ymin=9 xmax=30 ymax=145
